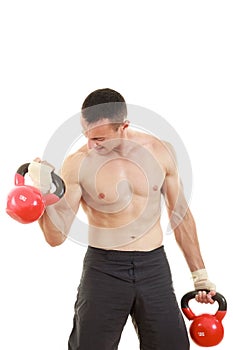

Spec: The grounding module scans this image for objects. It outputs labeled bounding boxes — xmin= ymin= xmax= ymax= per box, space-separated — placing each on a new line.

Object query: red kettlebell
xmin=181 ymin=290 xmax=227 ymax=347
xmin=6 ymin=162 xmax=66 ymax=224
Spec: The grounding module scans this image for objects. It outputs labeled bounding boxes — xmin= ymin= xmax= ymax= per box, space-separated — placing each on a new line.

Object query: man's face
xmin=81 ymin=117 xmax=123 ymax=154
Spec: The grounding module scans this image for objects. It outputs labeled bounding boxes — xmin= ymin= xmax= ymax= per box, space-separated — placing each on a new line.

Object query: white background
xmin=0 ymin=1 xmax=232 ymax=349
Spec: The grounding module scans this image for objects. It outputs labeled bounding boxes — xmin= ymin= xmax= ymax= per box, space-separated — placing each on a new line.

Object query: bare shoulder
xmin=61 ymin=145 xmax=88 ymax=181
xmin=128 ymin=129 xmax=177 ymax=171
xmin=129 ymin=129 xmax=174 ymax=156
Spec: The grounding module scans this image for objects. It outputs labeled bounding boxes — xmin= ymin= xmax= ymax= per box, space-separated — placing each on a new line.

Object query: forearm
xmin=173 ymin=208 xmax=205 ymax=272
xmin=38 ymin=206 xmax=67 ymax=247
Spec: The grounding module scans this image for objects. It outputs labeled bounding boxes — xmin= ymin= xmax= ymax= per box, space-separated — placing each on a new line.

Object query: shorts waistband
xmin=87 ymin=245 xmax=164 ymax=257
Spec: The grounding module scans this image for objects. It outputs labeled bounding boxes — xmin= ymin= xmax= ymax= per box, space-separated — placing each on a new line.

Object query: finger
xmin=209 ymin=290 xmax=216 ymax=296
xmin=195 ymin=291 xmax=204 ymax=302
xmin=33 ymin=157 xmax=42 ymax=162
xmin=195 ymin=291 xmax=208 ymax=303
xmin=207 ymin=294 xmax=215 ymax=304
xmin=41 ymin=160 xmax=55 ymax=169
xmin=207 ymin=291 xmax=216 ymax=304
xmin=200 ymin=291 xmax=209 ymax=304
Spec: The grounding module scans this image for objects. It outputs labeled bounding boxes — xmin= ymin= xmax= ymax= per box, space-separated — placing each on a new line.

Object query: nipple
xmin=153 ymin=185 xmax=158 ymax=191
xmin=98 ymin=193 xmax=105 ymax=199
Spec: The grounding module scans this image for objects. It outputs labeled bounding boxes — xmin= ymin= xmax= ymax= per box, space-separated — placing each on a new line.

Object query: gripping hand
xmin=28 ymin=160 xmax=54 ymax=194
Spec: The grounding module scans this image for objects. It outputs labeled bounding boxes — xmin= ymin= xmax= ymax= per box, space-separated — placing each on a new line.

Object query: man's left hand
xmin=195 ymin=290 xmax=216 ymax=304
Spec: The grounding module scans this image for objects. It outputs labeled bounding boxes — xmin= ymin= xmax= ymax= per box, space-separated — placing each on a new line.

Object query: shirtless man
xmin=29 ymin=88 xmax=216 ymax=350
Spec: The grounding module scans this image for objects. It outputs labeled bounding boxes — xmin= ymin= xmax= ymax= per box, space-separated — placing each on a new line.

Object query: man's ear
xmin=122 ymin=120 xmax=130 ymax=130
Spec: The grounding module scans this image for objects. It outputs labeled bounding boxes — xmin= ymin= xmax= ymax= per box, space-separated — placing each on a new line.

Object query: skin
xmin=38 ymin=118 xmax=215 ymax=303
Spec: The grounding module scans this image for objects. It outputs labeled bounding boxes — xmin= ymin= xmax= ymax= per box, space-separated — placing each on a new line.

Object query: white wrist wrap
xmin=28 ymin=161 xmax=53 ymax=194
xmin=192 ymin=268 xmax=216 ymax=291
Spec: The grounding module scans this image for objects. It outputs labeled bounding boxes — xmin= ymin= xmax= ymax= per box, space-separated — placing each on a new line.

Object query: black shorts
xmin=68 ymin=245 xmax=190 ymax=350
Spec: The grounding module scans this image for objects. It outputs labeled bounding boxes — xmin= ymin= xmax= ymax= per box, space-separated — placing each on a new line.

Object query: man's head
xmin=81 ymin=88 xmax=129 ymax=153
xmin=81 ymin=88 xmax=127 ymax=125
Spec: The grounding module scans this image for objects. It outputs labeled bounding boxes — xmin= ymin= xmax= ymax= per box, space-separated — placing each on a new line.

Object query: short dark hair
xmin=81 ymin=88 xmax=127 ymax=124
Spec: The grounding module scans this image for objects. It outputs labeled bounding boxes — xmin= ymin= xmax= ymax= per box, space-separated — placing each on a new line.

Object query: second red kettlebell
xmin=181 ymin=290 xmax=227 ymax=347
xmin=6 ymin=162 xmax=66 ymax=224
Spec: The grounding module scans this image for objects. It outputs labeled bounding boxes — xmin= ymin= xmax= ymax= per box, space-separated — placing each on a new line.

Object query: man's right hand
xmin=28 ymin=158 xmax=54 ymax=194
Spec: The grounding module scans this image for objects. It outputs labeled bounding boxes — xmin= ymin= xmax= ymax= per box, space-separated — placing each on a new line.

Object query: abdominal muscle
xmin=88 ymin=219 xmax=164 ymax=251
xmin=107 ymin=222 xmax=164 ymax=251
xmin=81 ymin=196 xmax=164 ymax=251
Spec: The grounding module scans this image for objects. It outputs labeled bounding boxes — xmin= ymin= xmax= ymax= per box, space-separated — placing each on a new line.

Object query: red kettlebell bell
xmin=6 ymin=162 xmax=66 ymax=224
xmin=181 ymin=290 xmax=227 ymax=347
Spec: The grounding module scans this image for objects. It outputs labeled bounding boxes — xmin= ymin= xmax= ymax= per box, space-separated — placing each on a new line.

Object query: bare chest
xmin=79 ymin=154 xmax=165 ymax=209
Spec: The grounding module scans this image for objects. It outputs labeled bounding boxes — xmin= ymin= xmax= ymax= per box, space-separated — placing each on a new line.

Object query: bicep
xmin=45 ymin=183 xmax=81 ymax=234
xmin=59 ymin=153 xmax=82 ymax=217
xmin=45 ymin=153 xmax=83 ymax=234
xmin=161 ymin=143 xmax=189 ymax=225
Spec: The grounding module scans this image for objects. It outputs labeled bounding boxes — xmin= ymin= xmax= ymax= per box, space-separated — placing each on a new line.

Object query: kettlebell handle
xmin=181 ymin=290 xmax=227 ymax=321
xmin=15 ymin=162 xmax=66 ymax=199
